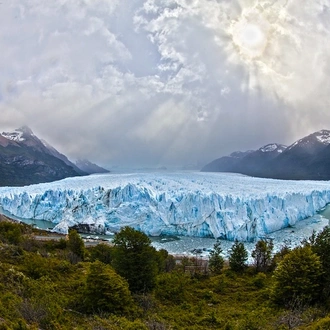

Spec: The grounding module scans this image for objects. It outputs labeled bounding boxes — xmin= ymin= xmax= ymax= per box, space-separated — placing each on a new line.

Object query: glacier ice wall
xmin=0 ymin=172 xmax=330 ymax=241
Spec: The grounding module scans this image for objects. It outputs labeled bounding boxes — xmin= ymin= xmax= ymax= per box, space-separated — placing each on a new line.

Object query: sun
xmin=222 ymin=3 xmax=298 ymax=95
xmin=230 ymin=8 xmax=270 ymax=60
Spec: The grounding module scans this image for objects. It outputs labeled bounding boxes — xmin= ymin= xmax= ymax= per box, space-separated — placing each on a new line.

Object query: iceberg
xmin=0 ymin=172 xmax=330 ymax=241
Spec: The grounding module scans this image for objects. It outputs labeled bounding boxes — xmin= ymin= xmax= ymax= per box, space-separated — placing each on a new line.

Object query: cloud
xmin=1 ymin=0 xmax=330 ymax=168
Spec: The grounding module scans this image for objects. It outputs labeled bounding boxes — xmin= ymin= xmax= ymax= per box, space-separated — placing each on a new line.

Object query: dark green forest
xmin=0 ymin=214 xmax=330 ymax=330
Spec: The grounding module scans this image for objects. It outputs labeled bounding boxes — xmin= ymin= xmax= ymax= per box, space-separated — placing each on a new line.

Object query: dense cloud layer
xmin=1 ymin=0 xmax=330 ymax=168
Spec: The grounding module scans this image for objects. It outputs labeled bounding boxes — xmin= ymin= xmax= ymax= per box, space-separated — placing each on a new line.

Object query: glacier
xmin=0 ymin=172 xmax=330 ymax=241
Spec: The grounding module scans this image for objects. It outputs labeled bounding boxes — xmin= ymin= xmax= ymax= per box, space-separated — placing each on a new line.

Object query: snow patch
xmin=1 ymin=131 xmax=25 ymax=142
xmin=316 ymin=130 xmax=330 ymax=144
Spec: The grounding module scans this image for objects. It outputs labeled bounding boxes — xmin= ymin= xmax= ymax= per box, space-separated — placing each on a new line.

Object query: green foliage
xmin=253 ymin=272 xmax=267 ymax=289
xmin=310 ymin=316 xmax=330 ymax=330
xmin=208 ymin=241 xmax=224 ymax=275
xmin=92 ymin=315 xmax=148 ymax=330
xmin=22 ymin=253 xmax=49 ymax=279
xmin=67 ymin=229 xmax=85 ymax=262
xmin=310 ymin=226 xmax=330 ymax=299
xmin=155 ymin=272 xmax=191 ymax=304
xmin=229 ymin=240 xmax=248 ymax=272
xmin=271 ymin=244 xmax=291 ymax=269
xmin=111 ymin=226 xmax=159 ymax=293
xmin=0 ymin=221 xmax=23 ymax=245
xmin=19 ymin=276 xmax=67 ymax=329
xmin=252 ymin=239 xmax=273 ymax=272
xmin=88 ymin=243 xmax=112 ymax=264
xmin=155 ymin=248 xmax=175 ymax=273
xmin=272 ymin=246 xmax=323 ymax=305
xmin=3 ymin=218 xmax=330 ymax=329
xmin=83 ymin=261 xmax=134 ymax=314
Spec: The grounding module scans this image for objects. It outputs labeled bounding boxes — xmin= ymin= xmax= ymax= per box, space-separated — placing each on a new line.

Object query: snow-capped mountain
xmin=202 ymin=130 xmax=330 ymax=180
xmin=202 ymin=143 xmax=287 ymax=175
xmin=268 ymin=130 xmax=330 ymax=180
xmin=1 ymin=172 xmax=330 ymax=241
xmin=0 ymin=126 xmax=86 ymax=186
xmin=259 ymin=143 xmax=287 ymax=153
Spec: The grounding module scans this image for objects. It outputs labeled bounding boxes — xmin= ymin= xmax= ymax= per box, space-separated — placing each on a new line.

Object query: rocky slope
xmin=0 ymin=126 xmax=86 ymax=186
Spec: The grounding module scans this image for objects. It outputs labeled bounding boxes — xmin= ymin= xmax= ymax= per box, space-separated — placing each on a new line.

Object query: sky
xmin=1 ymin=0 xmax=330 ymax=169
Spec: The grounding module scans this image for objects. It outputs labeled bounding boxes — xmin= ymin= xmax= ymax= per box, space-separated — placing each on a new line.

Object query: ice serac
xmin=0 ymin=172 xmax=330 ymax=241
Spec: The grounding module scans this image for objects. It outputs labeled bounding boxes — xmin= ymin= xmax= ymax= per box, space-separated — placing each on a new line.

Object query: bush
xmin=253 ymin=272 xmax=267 ymax=289
xmin=0 ymin=222 xmax=23 ymax=245
xmin=154 ymin=272 xmax=190 ymax=304
xmin=272 ymin=246 xmax=323 ymax=306
xmin=89 ymin=243 xmax=112 ymax=264
xmin=311 ymin=316 xmax=330 ymax=330
xmin=83 ymin=261 xmax=134 ymax=314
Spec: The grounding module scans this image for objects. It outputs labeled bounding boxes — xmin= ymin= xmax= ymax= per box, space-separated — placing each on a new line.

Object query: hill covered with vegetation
xmin=1 ymin=215 xmax=330 ymax=329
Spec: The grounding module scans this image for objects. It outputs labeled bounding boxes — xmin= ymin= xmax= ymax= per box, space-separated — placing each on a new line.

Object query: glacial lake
xmin=1 ymin=204 xmax=329 ymax=258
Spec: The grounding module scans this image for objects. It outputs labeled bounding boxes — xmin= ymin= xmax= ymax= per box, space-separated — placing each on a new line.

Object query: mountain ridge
xmin=201 ymin=129 xmax=330 ymax=180
xmin=0 ymin=126 xmax=106 ymax=186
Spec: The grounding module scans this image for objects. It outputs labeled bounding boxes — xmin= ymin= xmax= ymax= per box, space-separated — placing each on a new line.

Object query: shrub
xmin=154 ymin=272 xmax=190 ymax=304
xmin=272 ymin=246 xmax=323 ymax=306
xmin=311 ymin=316 xmax=330 ymax=330
xmin=0 ymin=222 xmax=23 ymax=245
xmin=83 ymin=261 xmax=134 ymax=314
xmin=253 ymin=272 xmax=267 ymax=289
xmin=89 ymin=243 xmax=112 ymax=264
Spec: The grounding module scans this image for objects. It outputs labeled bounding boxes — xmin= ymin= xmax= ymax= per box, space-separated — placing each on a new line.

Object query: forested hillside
xmin=0 ymin=215 xmax=330 ymax=329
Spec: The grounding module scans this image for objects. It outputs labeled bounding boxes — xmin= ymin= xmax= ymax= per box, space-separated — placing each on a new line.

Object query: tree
xmin=67 ymin=229 xmax=85 ymax=261
xmin=272 ymin=246 xmax=323 ymax=306
xmin=309 ymin=226 xmax=330 ymax=299
xmin=89 ymin=243 xmax=112 ymax=264
xmin=83 ymin=261 xmax=134 ymax=314
xmin=252 ymin=239 xmax=273 ymax=272
xmin=111 ymin=227 xmax=159 ymax=293
xmin=271 ymin=244 xmax=291 ymax=269
xmin=208 ymin=241 xmax=224 ymax=275
xmin=229 ymin=240 xmax=248 ymax=272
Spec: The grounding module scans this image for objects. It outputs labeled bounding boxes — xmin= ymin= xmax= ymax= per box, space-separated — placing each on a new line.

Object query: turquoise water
xmin=0 ymin=206 xmax=55 ymax=230
xmin=319 ymin=203 xmax=330 ymax=220
xmin=1 ymin=204 xmax=330 ymax=257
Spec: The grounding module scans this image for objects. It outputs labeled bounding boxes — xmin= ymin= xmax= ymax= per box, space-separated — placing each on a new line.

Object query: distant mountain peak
xmin=259 ymin=143 xmax=287 ymax=153
xmin=0 ymin=127 xmax=86 ymax=186
xmin=75 ymin=159 xmax=109 ymax=175
xmin=288 ymin=129 xmax=330 ymax=151
xmin=2 ymin=130 xmax=25 ymax=142
xmin=17 ymin=125 xmax=34 ymax=135
xmin=201 ymin=129 xmax=330 ymax=180
xmin=313 ymin=129 xmax=330 ymax=144
xmin=1 ymin=126 xmax=36 ymax=143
